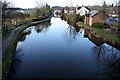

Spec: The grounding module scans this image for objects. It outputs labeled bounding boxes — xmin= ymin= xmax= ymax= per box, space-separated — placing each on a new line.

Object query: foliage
xmin=76 ymin=14 xmax=85 ymax=22
xmin=67 ymin=14 xmax=77 ymax=25
xmin=2 ymin=31 xmax=10 ymax=38
xmin=2 ymin=0 xmax=12 ymax=32
xmin=30 ymin=4 xmax=52 ymax=19
xmin=6 ymin=12 xmax=30 ymax=27
xmin=92 ymin=23 xmax=104 ymax=28
xmin=113 ymin=23 xmax=119 ymax=28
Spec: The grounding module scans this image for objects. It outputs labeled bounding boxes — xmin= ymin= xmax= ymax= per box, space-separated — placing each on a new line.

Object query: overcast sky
xmin=8 ymin=0 xmax=118 ymax=9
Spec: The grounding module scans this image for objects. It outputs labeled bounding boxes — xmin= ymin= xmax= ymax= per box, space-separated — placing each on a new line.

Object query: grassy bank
xmin=2 ymin=24 xmax=30 ymax=75
xmin=2 ymin=31 xmax=10 ymax=38
xmin=77 ymin=21 xmax=120 ymax=43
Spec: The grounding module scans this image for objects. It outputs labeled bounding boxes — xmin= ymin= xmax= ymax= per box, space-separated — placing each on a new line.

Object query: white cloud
xmin=9 ymin=0 xmax=35 ymax=8
xmin=8 ymin=0 xmax=119 ymax=8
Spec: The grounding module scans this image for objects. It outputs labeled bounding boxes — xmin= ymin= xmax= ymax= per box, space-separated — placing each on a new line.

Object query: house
xmin=6 ymin=8 xmax=26 ymax=14
xmin=64 ymin=8 xmax=69 ymax=14
xmin=51 ymin=6 xmax=62 ymax=14
xmin=69 ymin=7 xmax=75 ymax=14
xmin=64 ymin=7 xmax=69 ymax=14
xmin=76 ymin=5 xmax=90 ymax=16
xmin=84 ymin=10 xmax=106 ymax=26
xmin=89 ymin=6 xmax=102 ymax=11
xmin=107 ymin=7 xmax=119 ymax=17
xmin=54 ymin=9 xmax=62 ymax=15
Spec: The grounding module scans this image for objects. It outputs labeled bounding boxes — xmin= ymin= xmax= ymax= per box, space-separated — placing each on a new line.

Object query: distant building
xmin=69 ymin=7 xmax=75 ymax=14
xmin=6 ymin=8 xmax=26 ymax=14
xmin=85 ymin=10 xmax=106 ymax=26
xmin=76 ymin=5 xmax=90 ymax=16
xmin=51 ymin=6 xmax=62 ymax=14
xmin=64 ymin=9 xmax=69 ymax=14
xmin=107 ymin=7 xmax=119 ymax=17
xmin=64 ymin=7 xmax=69 ymax=14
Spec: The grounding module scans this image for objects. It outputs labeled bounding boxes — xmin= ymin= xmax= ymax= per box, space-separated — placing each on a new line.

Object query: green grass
xmin=8 ymin=26 xmax=17 ymax=31
xmin=77 ymin=21 xmax=120 ymax=43
xmin=92 ymin=27 xmax=120 ymax=43
xmin=2 ymin=24 xmax=29 ymax=76
xmin=2 ymin=31 xmax=10 ymax=38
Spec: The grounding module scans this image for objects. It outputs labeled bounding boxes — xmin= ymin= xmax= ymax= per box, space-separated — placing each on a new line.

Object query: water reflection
xmin=18 ymin=20 xmax=51 ymax=42
xmin=54 ymin=13 xmax=62 ymax=18
xmin=92 ymin=44 xmax=120 ymax=79
xmin=62 ymin=25 xmax=80 ymax=43
xmin=34 ymin=20 xmax=51 ymax=33
xmin=84 ymin=29 xmax=103 ymax=46
xmin=18 ymin=28 xmax=32 ymax=42
xmin=83 ymin=29 xmax=120 ymax=78
xmin=10 ymin=43 xmax=24 ymax=79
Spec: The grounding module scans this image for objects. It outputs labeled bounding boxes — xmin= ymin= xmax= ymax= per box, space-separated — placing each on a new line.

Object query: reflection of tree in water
xmin=18 ymin=27 xmax=32 ymax=42
xmin=62 ymin=25 xmax=80 ymax=43
xmin=18 ymin=20 xmax=51 ymax=42
xmin=92 ymin=44 xmax=120 ymax=79
xmin=9 ymin=47 xmax=24 ymax=79
xmin=34 ymin=20 xmax=51 ymax=33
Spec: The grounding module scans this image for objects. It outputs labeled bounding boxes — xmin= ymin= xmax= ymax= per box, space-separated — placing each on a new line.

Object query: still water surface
xmin=10 ymin=17 xmax=120 ymax=79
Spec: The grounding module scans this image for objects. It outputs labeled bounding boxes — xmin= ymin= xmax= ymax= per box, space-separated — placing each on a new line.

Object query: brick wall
xmin=92 ymin=13 xmax=106 ymax=24
xmin=85 ymin=13 xmax=106 ymax=26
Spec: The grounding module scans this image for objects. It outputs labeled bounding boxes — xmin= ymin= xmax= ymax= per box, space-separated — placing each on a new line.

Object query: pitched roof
xmin=77 ymin=6 xmax=90 ymax=10
xmin=78 ymin=7 xmax=81 ymax=10
xmin=85 ymin=10 xmax=98 ymax=17
xmin=85 ymin=6 xmax=90 ymax=10
xmin=89 ymin=6 xmax=101 ymax=11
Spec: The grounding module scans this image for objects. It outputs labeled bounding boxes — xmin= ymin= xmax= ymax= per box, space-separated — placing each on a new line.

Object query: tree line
xmin=2 ymin=0 xmax=52 ymax=33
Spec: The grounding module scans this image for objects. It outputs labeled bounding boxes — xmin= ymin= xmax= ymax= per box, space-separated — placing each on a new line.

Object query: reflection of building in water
xmin=80 ymin=28 xmax=84 ymax=33
xmin=54 ymin=13 xmax=61 ymax=18
xmin=84 ymin=29 xmax=88 ymax=38
xmin=84 ymin=29 xmax=120 ymax=50
xmin=84 ymin=29 xmax=103 ymax=46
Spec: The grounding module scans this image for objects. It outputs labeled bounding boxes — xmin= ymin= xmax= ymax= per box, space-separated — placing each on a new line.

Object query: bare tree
xmin=2 ymin=0 xmax=13 ymax=32
xmin=34 ymin=0 xmax=47 ymax=8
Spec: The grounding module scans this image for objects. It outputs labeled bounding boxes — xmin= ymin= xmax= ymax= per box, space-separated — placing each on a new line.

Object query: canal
xmin=9 ymin=17 xmax=120 ymax=79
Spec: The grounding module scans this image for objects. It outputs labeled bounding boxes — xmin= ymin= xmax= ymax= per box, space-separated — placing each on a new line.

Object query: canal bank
xmin=76 ymin=22 xmax=120 ymax=50
xmin=2 ymin=14 xmax=53 ymax=80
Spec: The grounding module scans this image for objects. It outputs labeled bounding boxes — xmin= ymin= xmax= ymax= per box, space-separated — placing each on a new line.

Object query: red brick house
xmin=84 ymin=10 xmax=106 ymax=26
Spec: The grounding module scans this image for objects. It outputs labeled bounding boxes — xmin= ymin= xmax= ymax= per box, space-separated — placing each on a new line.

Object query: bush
xmin=67 ymin=14 xmax=77 ymax=25
xmin=113 ymin=23 xmax=119 ymax=28
xmin=76 ymin=14 xmax=85 ymax=22
xmin=92 ymin=23 xmax=104 ymax=28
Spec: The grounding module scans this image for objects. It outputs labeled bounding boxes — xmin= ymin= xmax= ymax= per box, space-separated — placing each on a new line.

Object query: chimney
xmin=87 ymin=5 xmax=90 ymax=7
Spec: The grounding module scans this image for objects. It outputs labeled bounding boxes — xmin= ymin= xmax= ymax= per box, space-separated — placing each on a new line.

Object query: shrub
xmin=92 ymin=23 xmax=104 ymax=28
xmin=67 ymin=14 xmax=77 ymax=25
xmin=113 ymin=23 xmax=119 ymax=28
xmin=76 ymin=14 xmax=85 ymax=22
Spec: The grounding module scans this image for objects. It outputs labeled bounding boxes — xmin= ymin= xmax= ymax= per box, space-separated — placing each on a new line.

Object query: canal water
xmin=10 ymin=17 xmax=120 ymax=79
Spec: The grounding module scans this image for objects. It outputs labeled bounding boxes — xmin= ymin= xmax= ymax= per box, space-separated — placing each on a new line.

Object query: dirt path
xmin=2 ymin=25 xmax=24 ymax=60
